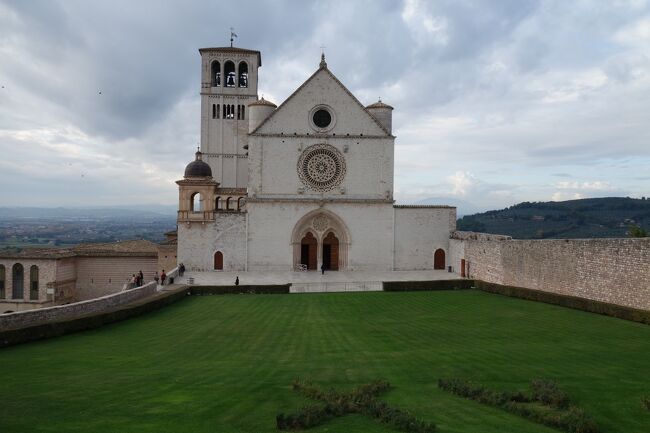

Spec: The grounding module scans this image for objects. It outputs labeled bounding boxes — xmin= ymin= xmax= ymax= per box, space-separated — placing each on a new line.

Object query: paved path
xmin=177 ymin=269 xmax=460 ymax=289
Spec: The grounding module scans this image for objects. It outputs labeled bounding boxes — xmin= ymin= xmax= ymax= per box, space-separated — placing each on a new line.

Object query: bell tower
xmin=199 ymin=46 xmax=261 ymax=188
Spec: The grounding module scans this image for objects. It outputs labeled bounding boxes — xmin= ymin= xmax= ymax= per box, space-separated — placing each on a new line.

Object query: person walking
xmin=154 ymin=271 xmax=159 ymax=285
xmin=179 ymin=263 xmax=185 ymax=277
xmin=160 ymin=269 xmax=167 ymax=286
xmin=321 ymin=264 xmax=325 ymax=275
xmin=235 ymin=276 xmax=239 ymax=286
xmin=138 ymin=270 xmax=144 ymax=286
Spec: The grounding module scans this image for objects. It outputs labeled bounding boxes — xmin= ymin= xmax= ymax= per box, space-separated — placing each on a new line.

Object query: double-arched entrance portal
xmin=292 ymin=210 xmax=349 ymax=271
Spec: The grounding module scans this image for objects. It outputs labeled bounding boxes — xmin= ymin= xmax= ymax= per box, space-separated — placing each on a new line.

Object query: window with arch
xmin=212 ymin=104 xmax=217 ymax=119
xmin=237 ymin=197 xmax=245 ymax=210
xmin=30 ymin=265 xmax=39 ymax=300
xmin=214 ymin=251 xmax=223 ymax=270
xmin=225 ymin=197 xmax=232 ymax=210
xmin=238 ymin=61 xmax=248 ymax=88
xmin=237 ymin=105 xmax=241 ymax=120
xmin=211 ymin=60 xmax=221 ymax=87
xmin=12 ymin=263 xmax=24 ymax=300
xmin=215 ymin=196 xmax=221 ymax=210
xmin=190 ymin=192 xmax=203 ymax=212
xmin=0 ymin=264 xmax=5 ymax=299
xmin=224 ymin=61 xmax=236 ymax=87
xmin=241 ymin=105 xmax=245 ymax=120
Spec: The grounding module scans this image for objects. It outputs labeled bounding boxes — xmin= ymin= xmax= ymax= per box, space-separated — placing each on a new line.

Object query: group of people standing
xmin=127 ymin=263 xmax=187 ymax=290
xmin=128 ymin=270 xmax=145 ymax=289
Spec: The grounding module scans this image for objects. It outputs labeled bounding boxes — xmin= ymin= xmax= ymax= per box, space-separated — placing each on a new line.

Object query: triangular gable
xmin=252 ymin=66 xmax=391 ymax=136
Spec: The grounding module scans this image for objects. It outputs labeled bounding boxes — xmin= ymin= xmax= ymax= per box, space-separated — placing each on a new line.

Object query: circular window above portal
xmin=309 ymin=105 xmax=336 ymax=132
xmin=297 ymin=143 xmax=346 ymax=192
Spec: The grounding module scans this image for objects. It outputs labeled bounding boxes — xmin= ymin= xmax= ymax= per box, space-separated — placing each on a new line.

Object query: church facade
xmin=176 ymin=46 xmax=456 ymax=272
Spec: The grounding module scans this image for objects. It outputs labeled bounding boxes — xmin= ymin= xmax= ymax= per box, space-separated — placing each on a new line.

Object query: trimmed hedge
xmin=438 ymin=378 xmax=599 ymax=433
xmin=383 ymin=279 xmax=474 ymax=292
xmin=277 ymin=379 xmax=436 ymax=433
xmin=0 ymin=289 xmax=189 ymax=348
xmin=474 ymin=281 xmax=650 ymax=325
xmin=189 ymin=284 xmax=290 ymax=296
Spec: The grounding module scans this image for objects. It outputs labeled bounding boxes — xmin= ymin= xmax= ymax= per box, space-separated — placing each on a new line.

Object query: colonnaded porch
xmin=176 ymin=269 xmax=461 ymax=293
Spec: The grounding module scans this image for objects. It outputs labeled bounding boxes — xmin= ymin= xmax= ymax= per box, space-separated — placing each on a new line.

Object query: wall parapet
xmin=0 ymin=281 xmax=159 ymax=331
xmin=451 ymin=231 xmax=512 ymax=241
xmin=455 ymin=237 xmax=650 ymax=311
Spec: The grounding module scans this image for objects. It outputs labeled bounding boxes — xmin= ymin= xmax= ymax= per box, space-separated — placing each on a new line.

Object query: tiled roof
xmin=0 ymin=248 xmax=76 ymax=259
xmin=73 ymin=240 xmax=159 ymax=257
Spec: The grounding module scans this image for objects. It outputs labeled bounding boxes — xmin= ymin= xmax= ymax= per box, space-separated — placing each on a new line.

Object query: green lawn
xmin=0 ymin=290 xmax=648 ymax=433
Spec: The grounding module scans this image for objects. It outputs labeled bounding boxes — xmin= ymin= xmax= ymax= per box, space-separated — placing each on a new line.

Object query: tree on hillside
xmin=628 ymin=224 xmax=648 ymax=237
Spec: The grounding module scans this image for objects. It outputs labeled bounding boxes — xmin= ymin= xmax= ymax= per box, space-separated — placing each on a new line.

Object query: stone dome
xmin=248 ymin=97 xmax=277 ymax=108
xmin=184 ymin=151 xmax=212 ymax=178
xmin=366 ymin=98 xmax=393 ymax=110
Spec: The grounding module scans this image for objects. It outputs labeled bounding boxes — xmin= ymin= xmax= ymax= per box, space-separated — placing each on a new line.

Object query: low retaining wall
xmin=190 ymin=284 xmax=291 ymax=295
xmin=0 ymin=287 xmax=188 ymax=348
xmin=475 ymin=281 xmax=650 ymax=325
xmin=383 ymin=280 xmax=474 ymax=291
xmin=1 ymin=281 xmax=159 ymax=331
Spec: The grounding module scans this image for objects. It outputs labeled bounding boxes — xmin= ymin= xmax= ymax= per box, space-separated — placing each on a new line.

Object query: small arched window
xmin=224 ymin=61 xmax=236 ymax=87
xmin=237 ymin=197 xmax=245 ymax=210
xmin=191 ymin=192 xmax=203 ymax=212
xmin=211 ymin=61 xmax=221 ymax=87
xmin=225 ymin=197 xmax=232 ymax=210
xmin=237 ymin=105 xmax=241 ymax=120
xmin=30 ymin=265 xmax=39 ymax=300
xmin=212 ymin=104 xmax=216 ymax=119
xmin=238 ymin=61 xmax=248 ymax=88
xmin=12 ymin=263 xmax=24 ymax=300
xmin=215 ymin=196 xmax=221 ymax=210
xmin=0 ymin=264 xmax=5 ymax=299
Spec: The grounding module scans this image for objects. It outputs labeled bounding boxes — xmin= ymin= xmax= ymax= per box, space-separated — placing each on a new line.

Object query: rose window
xmin=297 ymin=144 xmax=346 ymax=192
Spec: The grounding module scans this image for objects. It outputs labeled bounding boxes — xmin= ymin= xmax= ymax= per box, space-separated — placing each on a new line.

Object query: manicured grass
xmin=0 ymin=290 xmax=648 ymax=433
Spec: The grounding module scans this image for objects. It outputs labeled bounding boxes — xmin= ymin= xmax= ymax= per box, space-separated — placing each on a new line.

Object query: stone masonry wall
xmin=461 ymin=237 xmax=650 ymax=310
xmin=0 ymin=281 xmax=159 ymax=331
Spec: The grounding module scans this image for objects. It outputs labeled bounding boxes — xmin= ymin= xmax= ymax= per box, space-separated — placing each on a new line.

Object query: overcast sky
xmin=1 ymin=0 xmax=649 ymax=211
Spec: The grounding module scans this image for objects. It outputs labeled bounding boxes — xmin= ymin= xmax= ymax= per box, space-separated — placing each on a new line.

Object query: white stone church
xmin=176 ymin=46 xmax=456 ymax=272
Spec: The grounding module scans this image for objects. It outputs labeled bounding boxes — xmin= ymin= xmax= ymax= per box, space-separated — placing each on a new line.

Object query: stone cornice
xmin=247 ymin=197 xmax=393 ymax=204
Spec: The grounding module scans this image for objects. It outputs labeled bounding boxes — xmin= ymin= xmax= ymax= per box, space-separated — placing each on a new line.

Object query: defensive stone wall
xmin=456 ymin=236 xmax=650 ymax=310
xmin=0 ymin=280 xmax=159 ymax=331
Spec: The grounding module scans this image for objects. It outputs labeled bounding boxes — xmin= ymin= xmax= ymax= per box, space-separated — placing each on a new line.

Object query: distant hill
xmin=457 ymin=197 xmax=650 ymax=239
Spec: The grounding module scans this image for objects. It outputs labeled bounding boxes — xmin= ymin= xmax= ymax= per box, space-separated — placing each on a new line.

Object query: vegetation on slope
xmin=457 ymin=197 xmax=650 ymax=239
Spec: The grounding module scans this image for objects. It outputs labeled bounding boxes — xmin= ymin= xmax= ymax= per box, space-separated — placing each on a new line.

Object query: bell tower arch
xmin=199 ymin=46 xmax=262 ymax=188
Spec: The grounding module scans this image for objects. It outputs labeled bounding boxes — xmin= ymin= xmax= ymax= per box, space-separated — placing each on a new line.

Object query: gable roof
xmin=251 ymin=63 xmax=391 ymax=136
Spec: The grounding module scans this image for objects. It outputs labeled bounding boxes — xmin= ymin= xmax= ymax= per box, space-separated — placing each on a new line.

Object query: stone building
xmin=0 ymin=240 xmax=167 ymax=312
xmin=176 ymin=47 xmax=456 ymax=272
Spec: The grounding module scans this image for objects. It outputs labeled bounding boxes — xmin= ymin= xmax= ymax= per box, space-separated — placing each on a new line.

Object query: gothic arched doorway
xmin=322 ymin=232 xmax=339 ymax=270
xmin=214 ymin=251 xmax=223 ymax=270
xmin=434 ymin=249 xmax=446 ymax=270
xmin=291 ymin=209 xmax=350 ymax=271
xmin=300 ymin=232 xmax=318 ymax=270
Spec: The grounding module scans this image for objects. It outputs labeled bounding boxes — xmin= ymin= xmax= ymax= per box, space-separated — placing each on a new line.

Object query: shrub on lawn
xmin=530 ymin=378 xmax=570 ymax=409
xmin=383 ymin=280 xmax=474 ymax=292
xmin=438 ymin=378 xmax=599 ymax=433
xmin=277 ymin=379 xmax=436 ymax=433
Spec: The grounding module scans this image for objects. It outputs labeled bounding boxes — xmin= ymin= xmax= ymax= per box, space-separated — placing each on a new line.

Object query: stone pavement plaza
xmin=175 ymin=269 xmax=461 ymax=293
